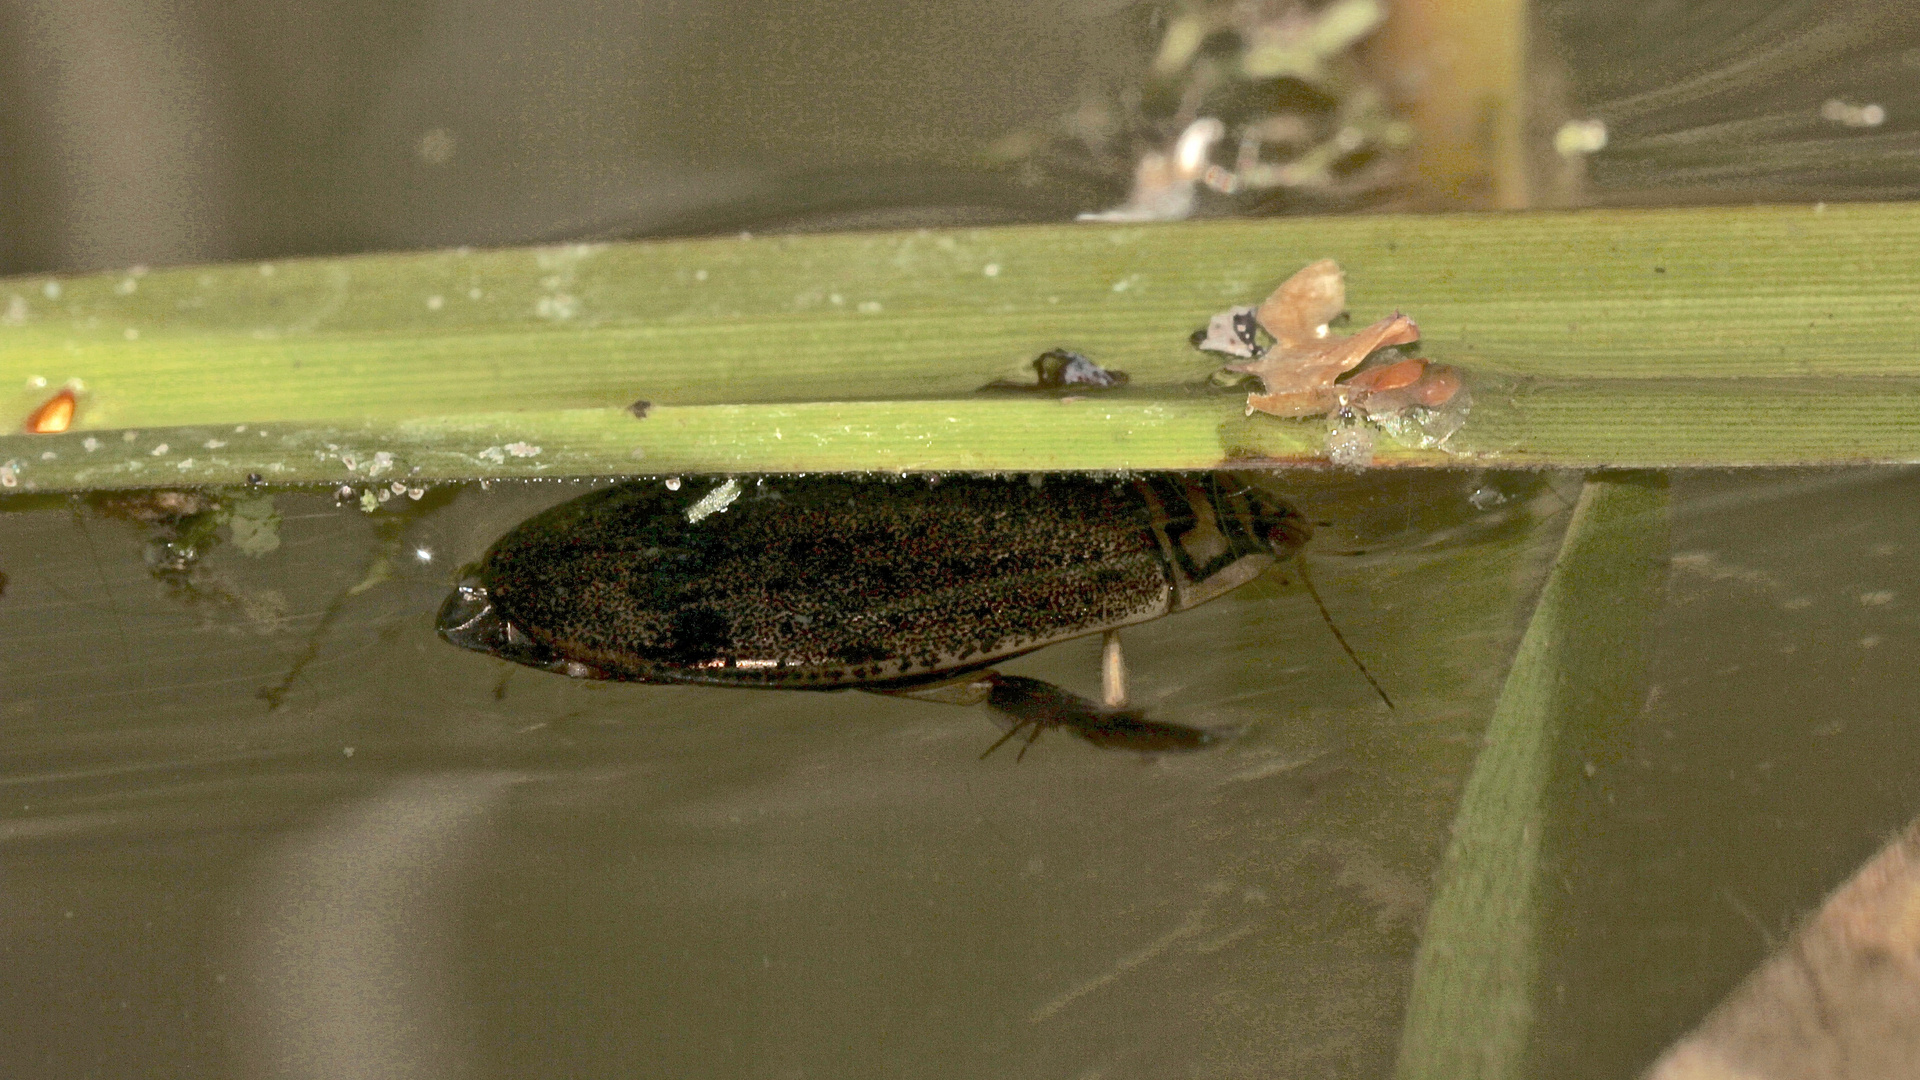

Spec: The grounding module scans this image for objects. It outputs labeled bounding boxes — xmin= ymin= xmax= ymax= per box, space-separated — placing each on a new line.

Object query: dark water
xmin=6 ymin=469 xmax=1919 ymax=1077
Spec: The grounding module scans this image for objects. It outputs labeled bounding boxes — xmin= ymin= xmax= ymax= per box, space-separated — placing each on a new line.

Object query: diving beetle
xmin=438 ymin=472 xmax=1324 ymax=755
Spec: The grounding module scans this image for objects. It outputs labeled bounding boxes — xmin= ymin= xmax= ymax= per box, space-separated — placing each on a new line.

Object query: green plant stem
xmin=3 ymin=204 xmax=1919 ymax=488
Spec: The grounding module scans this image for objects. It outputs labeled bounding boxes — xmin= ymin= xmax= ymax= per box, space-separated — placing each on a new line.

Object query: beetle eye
xmin=1262 ymin=518 xmax=1309 ymax=554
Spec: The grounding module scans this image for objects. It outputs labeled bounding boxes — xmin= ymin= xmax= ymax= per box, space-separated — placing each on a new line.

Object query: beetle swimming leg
xmin=1016 ymin=717 xmax=1047 ymax=761
xmin=1101 ymin=629 xmax=1128 ymax=709
xmin=980 ymin=674 xmax=1215 ymax=756
xmin=871 ymin=673 xmax=995 ymax=707
xmin=978 ymin=714 xmax=1038 ymax=760
xmin=874 ymin=669 xmax=1217 ymax=758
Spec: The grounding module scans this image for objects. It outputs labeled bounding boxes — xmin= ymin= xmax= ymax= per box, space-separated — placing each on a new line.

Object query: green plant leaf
xmin=1395 ymin=473 xmax=1671 ymax=1080
xmin=3 ymin=204 xmax=1917 ymax=489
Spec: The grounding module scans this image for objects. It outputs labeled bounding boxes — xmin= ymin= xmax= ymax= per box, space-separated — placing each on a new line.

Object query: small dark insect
xmin=628 ymin=399 xmax=652 ymax=419
xmin=981 ymin=349 xmax=1128 ymax=393
xmin=1032 ymin=348 xmax=1127 ymax=389
xmin=439 ymin=473 xmax=1358 ymax=756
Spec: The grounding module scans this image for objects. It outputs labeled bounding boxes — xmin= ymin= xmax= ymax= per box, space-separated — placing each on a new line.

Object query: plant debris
xmin=23 ymin=387 xmax=76 ymax=433
xmin=1194 ymin=259 xmax=1468 ymax=455
xmin=1189 ymin=305 xmax=1263 ymax=358
xmin=988 ymin=0 xmax=1413 ymax=222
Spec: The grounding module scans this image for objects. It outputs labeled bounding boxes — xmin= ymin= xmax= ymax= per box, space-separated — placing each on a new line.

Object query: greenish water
xmin=0 ymin=470 xmax=1551 ymax=1078
xmin=6 ymin=469 xmax=1918 ymax=1077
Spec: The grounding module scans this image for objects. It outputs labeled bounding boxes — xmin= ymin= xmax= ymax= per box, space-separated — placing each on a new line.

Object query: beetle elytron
xmin=439 ymin=473 xmax=1316 ymax=755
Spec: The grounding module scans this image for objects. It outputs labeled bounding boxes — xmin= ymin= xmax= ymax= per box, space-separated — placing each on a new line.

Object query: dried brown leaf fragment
xmin=1211 ymin=259 xmax=1459 ymax=421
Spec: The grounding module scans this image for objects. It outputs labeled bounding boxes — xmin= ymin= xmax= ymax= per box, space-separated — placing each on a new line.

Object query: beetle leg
xmin=1015 ymin=718 xmax=1047 ymax=762
xmin=982 ymin=674 xmax=1216 ymax=756
xmin=1101 ymin=629 xmax=1128 ymax=709
xmin=979 ymin=716 xmax=1036 ymax=760
xmin=871 ymin=673 xmax=995 ymax=707
xmin=883 ymin=670 xmax=1220 ymax=759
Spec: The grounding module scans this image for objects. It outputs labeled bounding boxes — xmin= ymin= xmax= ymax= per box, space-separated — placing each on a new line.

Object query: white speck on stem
xmin=535 ymin=294 xmax=578 ymax=320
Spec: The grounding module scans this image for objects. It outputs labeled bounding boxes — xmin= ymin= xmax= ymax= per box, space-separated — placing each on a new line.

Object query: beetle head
xmin=438 ymin=574 xmax=583 ymax=674
xmin=1213 ymin=475 xmax=1312 ymax=557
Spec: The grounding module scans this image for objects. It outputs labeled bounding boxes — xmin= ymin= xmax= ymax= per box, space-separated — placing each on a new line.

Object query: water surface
xmin=5 ymin=468 xmax=1917 ymax=1078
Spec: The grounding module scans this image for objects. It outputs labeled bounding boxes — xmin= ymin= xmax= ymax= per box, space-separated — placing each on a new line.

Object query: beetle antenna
xmin=1294 ymin=555 xmax=1393 ymax=710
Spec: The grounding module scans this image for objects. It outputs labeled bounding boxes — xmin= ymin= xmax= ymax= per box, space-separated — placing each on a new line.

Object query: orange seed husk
xmin=24 ymin=388 xmax=76 ymax=433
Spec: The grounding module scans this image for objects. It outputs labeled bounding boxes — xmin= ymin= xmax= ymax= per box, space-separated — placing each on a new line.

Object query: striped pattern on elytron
xmin=473 ymin=473 xmax=1308 ymax=689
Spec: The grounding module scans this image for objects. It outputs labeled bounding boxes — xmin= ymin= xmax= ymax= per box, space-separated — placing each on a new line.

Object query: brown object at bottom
xmin=1646 ymin=816 xmax=1920 ymax=1080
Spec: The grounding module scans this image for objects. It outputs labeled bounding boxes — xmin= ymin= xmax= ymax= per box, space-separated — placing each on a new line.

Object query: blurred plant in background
xmin=987 ymin=0 xmax=1412 ymax=221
